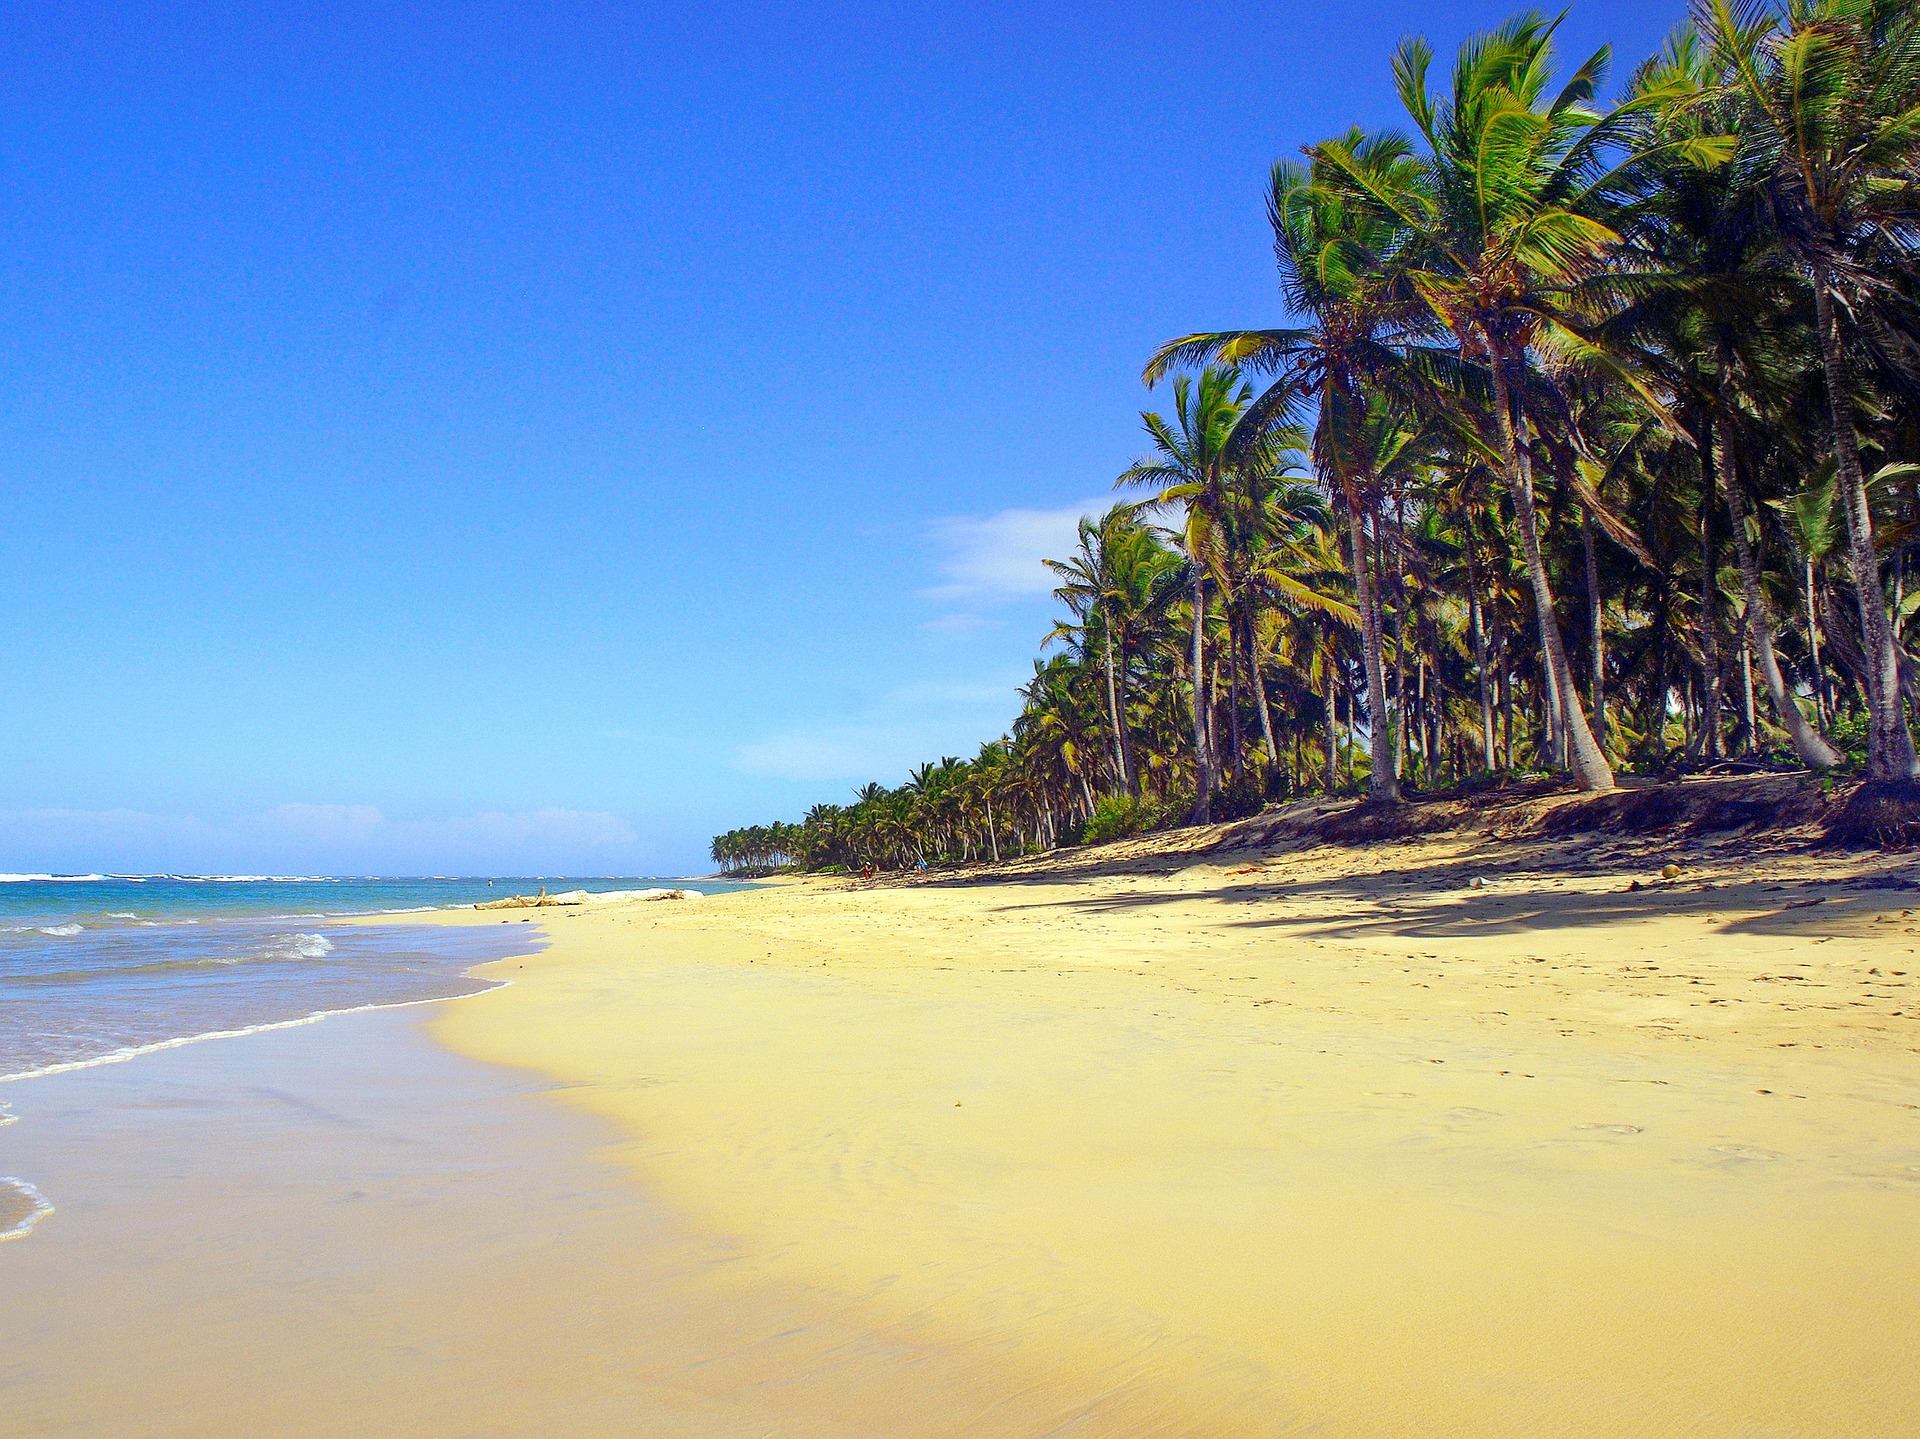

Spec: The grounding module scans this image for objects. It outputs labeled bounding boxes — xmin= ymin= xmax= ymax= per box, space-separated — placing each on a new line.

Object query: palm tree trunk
xmin=1339 ymin=490 xmax=1401 ymax=801
xmin=1489 ymin=357 xmax=1614 ymax=790
xmin=1807 ymin=560 xmax=1829 ymax=727
xmin=1715 ymin=418 xmax=1843 ymax=767
xmin=1386 ymin=497 xmax=1409 ymax=782
xmin=1580 ymin=506 xmax=1606 ymax=750
xmin=1189 ymin=563 xmax=1214 ymax=822
xmin=1466 ymin=538 xmax=1497 ymax=771
xmin=1812 ymin=271 xmax=1919 ymax=780
xmin=1248 ymin=616 xmax=1277 ymax=780
xmin=1413 ymin=657 xmax=1429 ymax=785
xmin=1103 ymin=630 xmax=1130 ymax=796
xmin=1699 ymin=441 xmax=1725 ymax=759
xmin=1225 ymin=616 xmax=1245 ymax=782
xmin=1323 ymin=670 xmax=1339 ymax=793
xmin=1207 ymin=655 xmax=1222 ymax=783
xmin=1502 ymin=664 xmax=1514 ymax=770
xmin=1740 ymin=623 xmax=1757 ymax=755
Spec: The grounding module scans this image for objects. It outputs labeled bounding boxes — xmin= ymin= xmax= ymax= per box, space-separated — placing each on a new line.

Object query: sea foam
xmin=0 ymin=1178 xmax=54 ymax=1242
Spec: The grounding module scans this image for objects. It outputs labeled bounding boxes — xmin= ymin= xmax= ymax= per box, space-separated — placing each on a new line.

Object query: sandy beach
xmin=6 ymin=811 xmax=1917 ymax=1436
xmin=432 ymin=820 xmax=1920 ymax=1437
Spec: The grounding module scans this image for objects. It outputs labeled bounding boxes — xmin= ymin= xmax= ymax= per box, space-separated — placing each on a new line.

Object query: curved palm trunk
xmin=1811 ymin=273 xmax=1920 ymax=781
xmin=1713 ymin=415 xmax=1844 ymax=768
xmin=1338 ymin=487 xmax=1401 ymax=803
xmin=1248 ymin=614 xmax=1277 ymax=781
xmin=1489 ymin=359 xmax=1614 ymax=791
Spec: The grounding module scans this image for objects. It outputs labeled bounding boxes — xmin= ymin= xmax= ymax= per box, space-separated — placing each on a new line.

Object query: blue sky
xmin=0 ymin=0 xmax=1684 ymax=875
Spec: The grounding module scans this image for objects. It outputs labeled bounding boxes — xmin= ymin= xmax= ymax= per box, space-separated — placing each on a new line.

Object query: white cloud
xmin=918 ymin=611 xmax=998 ymax=634
xmin=729 ymin=501 xmax=1115 ymax=787
xmin=919 ymin=498 xmax=1113 ymax=604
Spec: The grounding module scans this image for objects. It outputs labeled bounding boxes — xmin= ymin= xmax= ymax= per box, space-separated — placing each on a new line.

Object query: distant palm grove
xmin=712 ymin=0 xmax=1920 ymax=876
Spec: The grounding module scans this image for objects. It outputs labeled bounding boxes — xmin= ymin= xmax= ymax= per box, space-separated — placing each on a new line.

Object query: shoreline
xmin=0 ymin=974 xmax=513 ymax=1087
xmin=0 ymin=930 xmax=1222 ymax=1437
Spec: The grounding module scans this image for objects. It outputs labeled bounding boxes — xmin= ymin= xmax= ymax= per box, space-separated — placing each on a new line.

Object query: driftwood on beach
xmin=474 ymin=886 xmax=702 ymax=910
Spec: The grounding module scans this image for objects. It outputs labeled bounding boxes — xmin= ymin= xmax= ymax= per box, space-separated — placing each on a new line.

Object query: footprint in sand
xmin=1574 ymin=1123 xmax=1644 ymax=1136
xmin=1443 ymin=1106 xmax=1503 ymax=1123
xmin=1709 ymin=1143 xmax=1784 ymax=1164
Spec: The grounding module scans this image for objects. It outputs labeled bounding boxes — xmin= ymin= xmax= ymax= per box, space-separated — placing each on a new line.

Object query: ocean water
xmin=0 ymin=876 xmax=744 ymax=1082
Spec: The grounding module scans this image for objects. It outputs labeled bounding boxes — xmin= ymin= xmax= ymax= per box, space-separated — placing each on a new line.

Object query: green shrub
xmin=1211 ymin=769 xmax=1268 ymax=821
xmin=1082 ymin=794 xmax=1150 ymax=845
xmin=1144 ymin=791 xmax=1197 ymax=829
xmin=1826 ymin=709 xmax=1870 ymax=770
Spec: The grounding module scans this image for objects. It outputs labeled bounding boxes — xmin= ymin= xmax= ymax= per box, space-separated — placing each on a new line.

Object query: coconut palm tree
xmin=1316 ymin=13 xmax=1638 ymax=790
xmin=1607 ymin=18 xmax=1851 ymax=766
xmin=1114 ymin=366 xmax=1255 ymax=821
xmin=1695 ymin=0 xmax=1920 ymax=779
xmin=1044 ymin=505 xmax=1183 ymax=796
xmin=1144 ymin=133 xmax=1444 ymax=802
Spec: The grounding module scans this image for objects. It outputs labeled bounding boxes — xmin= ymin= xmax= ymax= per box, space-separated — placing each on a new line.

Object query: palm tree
xmin=1317 ymin=13 xmax=1631 ymax=790
xmin=1225 ymin=469 xmax=1362 ymax=778
xmin=1145 ymin=133 xmax=1439 ymax=803
xmin=1044 ymin=505 xmax=1181 ymax=796
xmin=1114 ymin=366 xmax=1254 ymax=821
xmin=715 ymin=2 xmax=1920 ymax=875
xmin=1697 ymin=0 xmax=1920 ymax=780
xmin=1612 ymin=26 xmax=1848 ymax=765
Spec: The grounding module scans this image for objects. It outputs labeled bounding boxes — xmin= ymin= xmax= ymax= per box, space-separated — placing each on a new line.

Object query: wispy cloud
xmin=730 ymin=501 xmax=1112 ymax=786
xmin=919 ymin=499 xmax=1113 ymax=605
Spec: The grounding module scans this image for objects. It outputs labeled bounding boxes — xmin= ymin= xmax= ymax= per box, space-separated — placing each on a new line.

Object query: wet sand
xmin=1 ymin=989 xmax=1175 ymax=1436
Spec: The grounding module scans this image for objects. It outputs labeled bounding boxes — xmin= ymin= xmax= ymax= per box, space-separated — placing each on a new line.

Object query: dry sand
xmin=434 ymin=825 xmax=1920 ymax=1437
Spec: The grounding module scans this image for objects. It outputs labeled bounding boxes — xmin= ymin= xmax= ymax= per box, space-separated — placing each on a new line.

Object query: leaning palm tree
xmin=1144 ymin=133 xmax=1442 ymax=802
xmin=1317 ymin=13 xmax=1631 ymax=791
xmin=1696 ymin=0 xmax=1920 ymax=780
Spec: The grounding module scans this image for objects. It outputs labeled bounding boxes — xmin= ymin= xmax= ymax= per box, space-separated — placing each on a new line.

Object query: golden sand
xmin=434 ymin=831 xmax=1920 ymax=1437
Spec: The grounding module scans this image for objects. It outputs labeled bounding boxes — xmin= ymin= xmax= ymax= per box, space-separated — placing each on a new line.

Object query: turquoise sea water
xmin=0 ymin=876 xmax=746 ymax=1081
